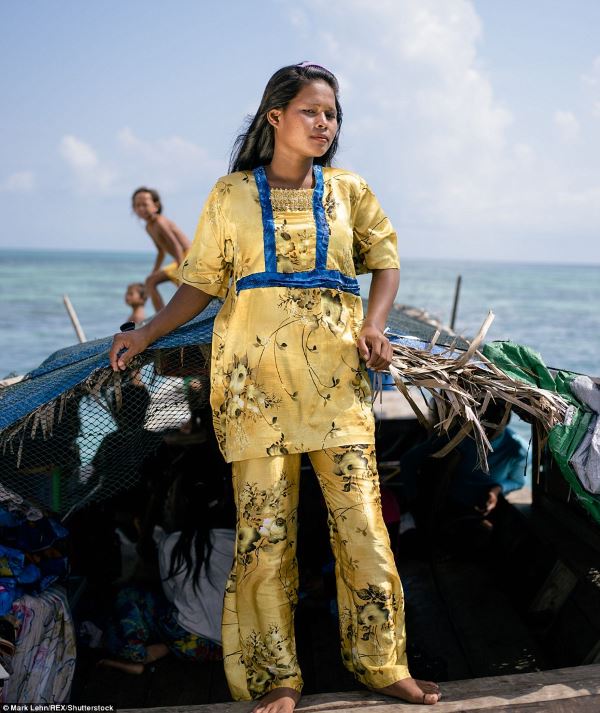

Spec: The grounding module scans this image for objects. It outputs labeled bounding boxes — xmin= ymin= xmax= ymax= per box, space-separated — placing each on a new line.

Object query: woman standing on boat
xmin=110 ymin=63 xmax=440 ymax=712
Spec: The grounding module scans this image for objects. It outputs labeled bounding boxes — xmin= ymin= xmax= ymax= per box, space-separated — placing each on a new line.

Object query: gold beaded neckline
xmin=270 ymin=187 xmax=314 ymax=213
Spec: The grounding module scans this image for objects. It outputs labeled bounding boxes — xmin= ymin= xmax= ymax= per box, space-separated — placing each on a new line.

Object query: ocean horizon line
xmin=0 ymin=246 xmax=598 ymax=269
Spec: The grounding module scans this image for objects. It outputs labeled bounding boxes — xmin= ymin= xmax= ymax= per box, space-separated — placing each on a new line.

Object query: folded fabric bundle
xmin=570 ymin=376 xmax=600 ymax=495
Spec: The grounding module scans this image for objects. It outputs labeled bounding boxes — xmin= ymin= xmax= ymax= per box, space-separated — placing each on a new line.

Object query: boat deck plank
xmin=120 ymin=663 xmax=600 ymax=712
xmin=71 ymin=557 xmax=554 ymax=707
xmin=430 ymin=559 xmax=548 ymax=677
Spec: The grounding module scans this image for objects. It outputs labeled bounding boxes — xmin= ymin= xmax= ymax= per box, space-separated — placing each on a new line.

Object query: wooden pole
xmin=0 ymin=375 xmax=24 ymax=388
xmin=63 ymin=294 xmax=87 ymax=343
xmin=450 ymin=275 xmax=462 ymax=331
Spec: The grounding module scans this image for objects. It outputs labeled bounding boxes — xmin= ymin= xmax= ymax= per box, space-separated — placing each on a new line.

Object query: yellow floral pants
xmin=222 ymin=444 xmax=410 ymax=701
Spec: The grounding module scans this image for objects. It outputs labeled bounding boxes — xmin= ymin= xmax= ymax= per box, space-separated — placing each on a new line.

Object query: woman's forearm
xmin=363 ymin=268 xmax=400 ymax=331
xmin=111 ymin=284 xmax=213 ymax=370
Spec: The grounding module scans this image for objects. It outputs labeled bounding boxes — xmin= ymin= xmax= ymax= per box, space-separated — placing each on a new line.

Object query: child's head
xmin=125 ymin=282 xmax=147 ymax=307
xmin=131 ymin=187 xmax=162 ymax=219
xmin=230 ymin=62 xmax=343 ymax=172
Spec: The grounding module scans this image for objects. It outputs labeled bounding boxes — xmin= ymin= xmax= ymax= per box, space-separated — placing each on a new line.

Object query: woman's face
xmin=270 ymin=80 xmax=338 ymax=160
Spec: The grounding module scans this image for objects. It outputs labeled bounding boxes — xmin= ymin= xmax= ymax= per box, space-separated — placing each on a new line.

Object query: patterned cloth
xmin=222 ymin=445 xmax=409 ymax=701
xmin=181 ymin=168 xmax=399 ymax=463
xmin=182 ymin=167 xmax=405 ymax=700
xmin=105 ymin=585 xmax=222 ymax=663
xmin=1 ymin=587 xmax=76 ymax=704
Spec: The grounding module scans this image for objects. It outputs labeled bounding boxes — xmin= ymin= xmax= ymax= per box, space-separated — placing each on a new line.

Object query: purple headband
xmin=297 ymin=61 xmax=331 ymax=73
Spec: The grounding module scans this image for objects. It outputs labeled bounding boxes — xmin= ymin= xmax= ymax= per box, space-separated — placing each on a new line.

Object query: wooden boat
xmin=2 ymin=305 xmax=599 ymax=710
xmin=71 ymin=398 xmax=600 ymax=710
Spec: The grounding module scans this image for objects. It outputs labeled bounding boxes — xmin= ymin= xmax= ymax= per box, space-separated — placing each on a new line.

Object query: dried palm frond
xmin=388 ymin=311 xmax=568 ymax=472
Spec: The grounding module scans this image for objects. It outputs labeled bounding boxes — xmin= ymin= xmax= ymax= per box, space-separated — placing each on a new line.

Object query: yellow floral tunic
xmin=181 ymin=166 xmax=399 ymax=463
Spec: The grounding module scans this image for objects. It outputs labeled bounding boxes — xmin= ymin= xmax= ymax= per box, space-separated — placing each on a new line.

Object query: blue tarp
xmin=0 ymin=302 xmax=221 ymax=432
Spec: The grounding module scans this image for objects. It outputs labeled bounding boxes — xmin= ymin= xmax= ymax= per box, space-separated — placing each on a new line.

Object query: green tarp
xmin=482 ymin=341 xmax=599 ymax=525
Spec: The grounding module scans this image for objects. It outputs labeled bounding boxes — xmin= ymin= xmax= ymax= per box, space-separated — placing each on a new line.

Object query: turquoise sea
xmin=0 ymin=249 xmax=598 ymax=381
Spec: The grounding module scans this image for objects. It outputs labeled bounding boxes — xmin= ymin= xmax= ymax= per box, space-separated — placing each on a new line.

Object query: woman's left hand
xmin=357 ymin=323 xmax=393 ymax=371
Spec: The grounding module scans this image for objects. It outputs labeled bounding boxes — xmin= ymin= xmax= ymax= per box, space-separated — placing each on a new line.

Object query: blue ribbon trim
xmin=312 ymin=165 xmax=330 ymax=270
xmin=236 ymin=269 xmax=360 ymax=295
xmin=253 ymin=164 xmax=332 ymax=274
xmin=253 ymin=166 xmax=277 ymax=272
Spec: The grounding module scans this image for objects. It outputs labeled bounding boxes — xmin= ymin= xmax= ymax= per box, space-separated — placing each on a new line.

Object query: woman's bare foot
xmin=373 ymin=677 xmax=440 ymax=705
xmin=251 ymin=687 xmax=301 ymax=713
xmin=97 ymin=658 xmax=144 ymax=675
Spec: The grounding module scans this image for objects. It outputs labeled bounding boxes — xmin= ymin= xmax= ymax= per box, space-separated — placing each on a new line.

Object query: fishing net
xmin=0 ymin=301 xmax=458 ymax=520
xmin=0 ymin=299 xmax=580 ymax=522
xmin=0 ymin=305 xmax=221 ymax=519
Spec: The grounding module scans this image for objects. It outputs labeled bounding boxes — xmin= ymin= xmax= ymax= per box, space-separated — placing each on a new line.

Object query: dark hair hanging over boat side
xmin=164 ymin=471 xmax=218 ymax=592
xmin=229 ymin=62 xmax=343 ymax=173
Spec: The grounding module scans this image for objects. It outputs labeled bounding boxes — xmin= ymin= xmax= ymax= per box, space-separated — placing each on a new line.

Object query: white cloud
xmin=298 ymin=0 xmax=517 ymax=225
xmin=117 ymin=128 xmax=222 ymax=190
xmin=59 ymin=135 xmax=115 ymax=192
xmin=285 ymin=0 xmax=600 ymax=258
xmin=0 ymin=171 xmax=35 ymax=192
xmin=288 ymin=8 xmax=308 ymax=30
xmin=554 ymin=110 xmax=580 ymax=142
xmin=58 ymin=130 xmax=222 ymax=197
xmin=581 ymin=55 xmax=600 ymax=88
xmin=558 ymin=186 xmax=600 ymax=207
xmin=583 ymin=57 xmax=600 ymax=121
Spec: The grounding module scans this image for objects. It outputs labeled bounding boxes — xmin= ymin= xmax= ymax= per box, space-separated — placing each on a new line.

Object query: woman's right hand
xmin=109 ymin=328 xmax=151 ymax=371
xmin=109 ymin=284 xmax=214 ymax=372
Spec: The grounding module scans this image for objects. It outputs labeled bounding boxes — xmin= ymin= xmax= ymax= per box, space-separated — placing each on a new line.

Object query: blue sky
xmin=2 ymin=0 xmax=600 ymax=262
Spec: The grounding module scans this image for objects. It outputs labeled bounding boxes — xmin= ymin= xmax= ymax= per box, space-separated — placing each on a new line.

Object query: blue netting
xmin=0 ymin=300 xmax=461 ymax=433
xmin=0 ymin=299 xmax=467 ymax=517
xmin=0 ymin=302 xmax=220 ymax=432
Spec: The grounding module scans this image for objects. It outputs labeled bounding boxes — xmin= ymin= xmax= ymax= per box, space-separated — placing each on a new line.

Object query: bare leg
xmin=373 ymin=678 xmax=441 ymax=705
xmin=144 ymin=271 xmax=168 ymax=312
xmin=98 ymin=642 xmax=169 ymax=675
xmin=251 ymin=687 xmax=301 ymax=713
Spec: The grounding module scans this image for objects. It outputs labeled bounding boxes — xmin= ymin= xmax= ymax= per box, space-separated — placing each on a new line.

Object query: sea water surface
xmin=0 ymin=249 xmax=598 ymax=379
xmin=1 ymin=250 xmax=598 ymax=466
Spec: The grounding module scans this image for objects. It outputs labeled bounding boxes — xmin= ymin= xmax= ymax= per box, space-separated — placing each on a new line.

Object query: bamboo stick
xmin=63 ymin=294 xmax=86 ymax=343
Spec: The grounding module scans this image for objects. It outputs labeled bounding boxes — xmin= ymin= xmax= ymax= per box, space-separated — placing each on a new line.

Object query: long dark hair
xmin=229 ymin=62 xmax=343 ymax=173
xmin=164 ymin=471 xmax=218 ymax=592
